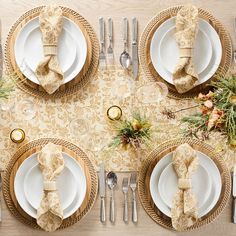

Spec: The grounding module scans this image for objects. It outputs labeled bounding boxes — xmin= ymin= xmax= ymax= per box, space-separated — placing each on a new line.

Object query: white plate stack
xmin=150 ymin=17 xmax=222 ymax=86
xmin=14 ymin=152 xmax=87 ymax=219
xmin=14 ymin=17 xmax=87 ymax=85
xmin=149 ymin=151 xmax=222 ymax=218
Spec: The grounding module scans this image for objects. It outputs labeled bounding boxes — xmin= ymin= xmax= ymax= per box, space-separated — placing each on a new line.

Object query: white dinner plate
xmin=24 ymin=164 xmax=77 ymax=211
xmin=150 ymin=17 xmax=222 ymax=86
xmin=14 ymin=152 xmax=87 ymax=219
xmin=158 ymin=163 xmax=211 ymax=209
xmin=159 ymin=26 xmax=212 ymax=74
xmin=150 ymin=150 xmax=222 ymax=217
xmin=15 ymin=16 xmax=87 ymax=85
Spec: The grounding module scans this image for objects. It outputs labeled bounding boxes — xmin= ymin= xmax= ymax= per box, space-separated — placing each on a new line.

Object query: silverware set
xmin=107 ymin=171 xmax=117 ymax=222
xmin=107 ymin=18 xmax=114 ymax=64
xmin=98 ymin=17 xmax=139 ymax=79
xmin=120 ymin=18 xmax=131 ymax=70
xmin=99 ymin=17 xmax=114 ymax=68
xmin=99 ymin=162 xmax=106 ymax=222
xmin=130 ymin=172 xmax=137 ymax=222
xmin=99 ymin=162 xmax=138 ymax=223
xmin=122 ymin=177 xmax=129 ymax=222
xmin=131 ymin=18 xmax=139 ymax=80
xmin=122 ymin=173 xmax=137 ymax=223
xmin=99 ymin=18 xmax=107 ymax=68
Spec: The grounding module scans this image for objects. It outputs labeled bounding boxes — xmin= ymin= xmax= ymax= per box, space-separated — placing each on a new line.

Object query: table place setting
xmin=5 ymin=5 xmax=99 ymax=98
xmin=139 ymin=5 xmax=232 ymax=99
xmin=138 ymin=138 xmax=231 ymax=231
xmin=0 ymin=1 xmax=235 ymax=235
xmin=99 ymin=162 xmax=138 ymax=224
xmin=99 ymin=16 xmax=139 ymax=80
xmin=3 ymin=138 xmax=98 ymax=231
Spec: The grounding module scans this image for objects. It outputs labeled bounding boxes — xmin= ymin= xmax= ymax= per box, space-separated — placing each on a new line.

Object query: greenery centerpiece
xmin=109 ymin=112 xmax=153 ymax=150
xmin=0 ymin=74 xmax=15 ymax=99
xmin=182 ymin=75 xmax=236 ymax=146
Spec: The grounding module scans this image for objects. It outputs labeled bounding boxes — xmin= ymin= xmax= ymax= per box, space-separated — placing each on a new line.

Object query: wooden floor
xmin=0 ymin=0 xmax=236 ymax=235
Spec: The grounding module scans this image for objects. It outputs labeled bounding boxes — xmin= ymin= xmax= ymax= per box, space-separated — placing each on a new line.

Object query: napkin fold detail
xmin=172 ymin=5 xmax=199 ymax=94
xmin=171 ymin=143 xmax=199 ymax=231
xmin=43 ymin=45 xmax=58 ymax=56
xmin=43 ymin=180 xmax=57 ymax=191
xmin=36 ymin=142 xmax=64 ymax=232
xmin=178 ymin=178 xmax=191 ymax=189
xmin=35 ymin=5 xmax=64 ymax=94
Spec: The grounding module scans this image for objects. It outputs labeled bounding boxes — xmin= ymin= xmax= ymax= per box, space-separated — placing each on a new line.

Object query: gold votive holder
xmin=106 ymin=105 xmax=122 ymax=121
xmin=10 ymin=128 xmax=26 ymax=144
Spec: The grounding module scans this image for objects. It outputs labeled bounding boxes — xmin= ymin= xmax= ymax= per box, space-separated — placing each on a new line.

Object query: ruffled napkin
xmin=173 ymin=5 xmax=199 ymax=94
xmin=35 ymin=5 xmax=64 ymax=94
xmin=171 ymin=143 xmax=199 ymax=231
xmin=37 ymin=142 xmax=64 ymax=232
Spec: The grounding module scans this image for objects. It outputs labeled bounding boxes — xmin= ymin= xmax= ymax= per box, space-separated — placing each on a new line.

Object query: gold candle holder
xmin=107 ymin=105 xmax=122 ymax=121
xmin=10 ymin=128 xmax=25 ymax=144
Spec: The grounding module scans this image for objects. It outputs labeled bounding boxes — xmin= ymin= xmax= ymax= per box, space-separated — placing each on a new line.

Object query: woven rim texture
xmin=2 ymin=138 xmax=98 ymax=230
xmin=138 ymin=138 xmax=231 ymax=231
xmin=139 ymin=6 xmax=232 ymax=99
xmin=4 ymin=6 xmax=99 ymax=99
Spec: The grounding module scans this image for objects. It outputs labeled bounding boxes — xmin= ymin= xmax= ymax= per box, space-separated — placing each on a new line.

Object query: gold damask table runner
xmin=1 ymin=66 xmax=235 ymax=172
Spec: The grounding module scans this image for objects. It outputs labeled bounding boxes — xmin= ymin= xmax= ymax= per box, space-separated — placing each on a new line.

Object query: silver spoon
xmin=107 ymin=171 xmax=117 ymax=223
xmin=120 ymin=18 xmax=131 ymax=69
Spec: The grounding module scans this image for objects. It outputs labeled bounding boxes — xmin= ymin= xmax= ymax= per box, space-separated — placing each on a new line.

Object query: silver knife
xmin=232 ymin=165 xmax=236 ymax=223
xmin=132 ymin=17 xmax=139 ymax=80
xmin=0 ymin=19 xmax=3 ymax=78
xmin=99 ymin=162 xmax=106 ymax=222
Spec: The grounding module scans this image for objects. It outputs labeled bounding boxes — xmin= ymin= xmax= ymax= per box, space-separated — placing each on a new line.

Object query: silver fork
xmin=130 ymin=172 xmax=137 ymax=223
xmin=107 ymin=18 xmax=114 ymax=64
xmin=122 ymin=177 xmax=129 ymax=223
xmin=99 ymin=17 xmax=106 ymax=68
xmin=234 ymin=18 xmax=236 ymax=64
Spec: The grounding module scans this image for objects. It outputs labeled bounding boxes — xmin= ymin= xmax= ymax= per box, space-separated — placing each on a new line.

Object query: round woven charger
xmin=2 ymin=138 xmax=98 ymax=230
xmin=5 ymin=6 xmax=99 ymax=99
xmin=139 ymin=6 xmax=232 ymax=99
xmin=138 ymin=138 xmax=231 ymax=231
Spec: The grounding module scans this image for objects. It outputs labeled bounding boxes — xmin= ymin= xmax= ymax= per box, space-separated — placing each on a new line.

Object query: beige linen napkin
xmin=171 ymin=143 xmax=199 ymax=231
xmin=173 ymin=5 xmax=199 ymax=94
xmin=35 ymin=5 xmax=64 ymax=94
xmin=36 ymin=142 xmax=64 ymax=232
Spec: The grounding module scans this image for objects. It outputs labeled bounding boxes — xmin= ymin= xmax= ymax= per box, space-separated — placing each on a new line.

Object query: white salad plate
xmin=159 ymin=26 xmax=212 ymax=74
xmin=158 ymin=162 xmax=212 ymax=209
xmin=14 ymin=16 xmax=87 ymax=85
xmin=150 ymin=150 xmax=222 ymax=218
xmin=14 ymin=152 xmax=87 ymax=219
xmin=150 ymin=17 xmax=222 ymax=86
xmin=24 ymin=164 xmax=77 ymax=211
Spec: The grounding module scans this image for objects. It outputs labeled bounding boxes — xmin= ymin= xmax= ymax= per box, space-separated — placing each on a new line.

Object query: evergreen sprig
xmin=110 ymin=112 xmax=152 ymax=149
xmin=182 ymin=75 xmax=236 ymax=145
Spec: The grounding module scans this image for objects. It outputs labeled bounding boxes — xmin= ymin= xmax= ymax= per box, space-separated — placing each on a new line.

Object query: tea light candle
xmin=107 ymin=105 xmax=122 ymax=121
xmin=10 ymin=128 xmax=25 ymax=143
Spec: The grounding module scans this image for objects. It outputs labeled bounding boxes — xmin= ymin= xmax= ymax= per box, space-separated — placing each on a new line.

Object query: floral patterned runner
xmin=0 ymin=66 xmax=235 ymax=171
